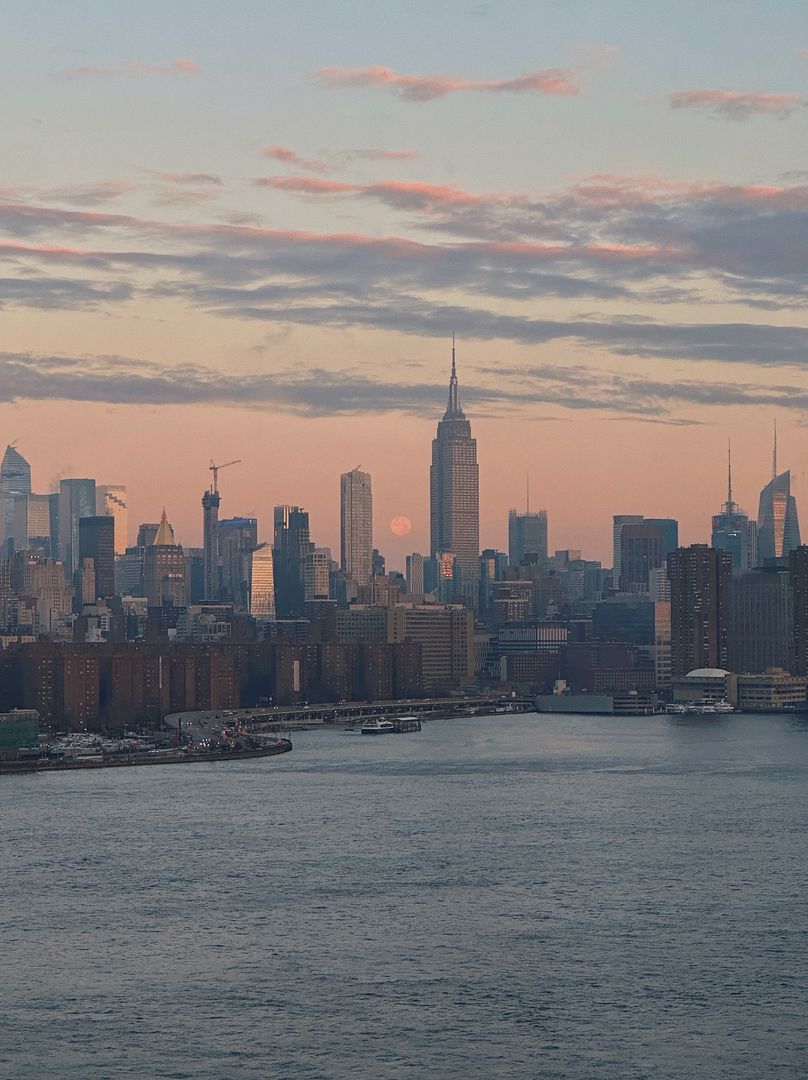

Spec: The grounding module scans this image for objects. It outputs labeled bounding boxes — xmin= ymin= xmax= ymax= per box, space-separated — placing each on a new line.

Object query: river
xmin=2 ymin=713 xmax=806 ymax=1079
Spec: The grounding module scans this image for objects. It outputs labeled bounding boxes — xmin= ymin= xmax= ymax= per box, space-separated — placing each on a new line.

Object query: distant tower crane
xmin=209 ymin=458 xmax=241 ymax=494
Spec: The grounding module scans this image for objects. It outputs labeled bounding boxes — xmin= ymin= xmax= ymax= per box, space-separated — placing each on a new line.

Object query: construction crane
xmin=209 ymin=458 xmax=241 ymax=494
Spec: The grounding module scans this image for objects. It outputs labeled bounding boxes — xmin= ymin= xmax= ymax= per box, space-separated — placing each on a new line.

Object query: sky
xmin=1 ymin=0 xmax=808 ymax=566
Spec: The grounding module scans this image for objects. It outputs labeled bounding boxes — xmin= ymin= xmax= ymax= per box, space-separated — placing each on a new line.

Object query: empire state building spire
xmin=445 ymin=333 xmax=464 ymax=418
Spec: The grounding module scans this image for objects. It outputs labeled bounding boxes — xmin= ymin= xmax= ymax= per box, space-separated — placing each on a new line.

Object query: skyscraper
xmin=202 ymin=488 xmax=220 ymax=600
xmin=143 ymin=510 xmax=186 ymax=608
xmin=508 ymin=509 xmax=548 ymax=567
xmin=57 ymin=478 xmax=96 ymax=576
xmin=273 ymin=505 xmax=314 ymax=617
xmin=789 ymin=546 xmax=808 ymax=675
xmin=308 ymin=547 xmax=333 ymax=601
xmin=340 ymin=468 xmax=373 ymax=585
xmin=218 ymin=516 xmax=258 ymax=611
xmin=612 ymin=515 xmax=643 ymax=590
xmin=757 ymin=428 xmax=801 ymax=565
xmin=96 ymin=484 xmax=128 ymax=555
xmin=758 ymin=472 xmax=800 ymax=564
xmin=78 ymin=516 xmax=115 ymax=600
xmin=430 ymin=340 xmax=480 ymax=606
xmin=10 ymin=494 xmax=52 ymax=554
xmin=712 ymin=443 xmax=757 ymax=573
xmin=0 ymin=444 xmax=31 ymax=497
xmin=249 ymin=543 xmax=276 ymax=620
xmin=0 ymin=444 xmax=32 ymax=549
xmin=728 ymin=565 xmax=792 ymax=674
xmin=619 ymin=522 xmax=664 ymax=594
xmin=668 ymin=544 xmax=732 ymax=677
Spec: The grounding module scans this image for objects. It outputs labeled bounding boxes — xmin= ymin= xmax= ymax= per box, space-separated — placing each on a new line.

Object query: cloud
xmin=1 ymin=175 xmax=808 ymax=368
xmin=63 ymin=58 xmax=200 ymax=79
xmin=0 ymin=181 xmax=135 ymax=207
xmin=667 ymin=89 xmax=805 ymax=119
xmin=256 ymin=175 xmax=524 ymax=212
xmin=0 ymin=349 xmax=806 ymax=421
xmin=263 ymin=145 xmax=329 ymax=173
xmin=347 ymin=148 xmax=420 ymax=161
xmin=145 ymin=170 xmax=223 ymax=186
xmin=152 ymin=188 xmax=220 ymax=207
xmin=314 ymin=64 xmax=579 ymax=101
xmin=0 ymin=277 xmax=132 ymax=310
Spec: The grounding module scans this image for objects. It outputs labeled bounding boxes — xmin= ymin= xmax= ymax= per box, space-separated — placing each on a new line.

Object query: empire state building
xmin=430 ymin=342 xmax=480 ymax=605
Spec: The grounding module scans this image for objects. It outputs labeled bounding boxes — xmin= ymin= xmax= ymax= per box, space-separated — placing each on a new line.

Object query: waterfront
xmin=2 ymin=713 xmax=807 ymax=1079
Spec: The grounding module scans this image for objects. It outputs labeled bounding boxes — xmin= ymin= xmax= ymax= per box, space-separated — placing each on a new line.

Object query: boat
xmin=669 ymin=699 xmax=735 ymax=717
xmin=360 ymin=718 xmax=395 ymax=735
xmin=392 ymin=716 xmax=421 ymax=733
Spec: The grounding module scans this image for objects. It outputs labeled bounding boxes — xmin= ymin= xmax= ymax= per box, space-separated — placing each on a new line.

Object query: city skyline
xmin=1 ymin=2 xmax=807 ymax=565
xmin=1 ymin=399 xmax=802 ymax=574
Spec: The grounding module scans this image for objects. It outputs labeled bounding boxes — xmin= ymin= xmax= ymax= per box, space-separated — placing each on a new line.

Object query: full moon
xmin=389 ymin=516 xmax=412 ymax=537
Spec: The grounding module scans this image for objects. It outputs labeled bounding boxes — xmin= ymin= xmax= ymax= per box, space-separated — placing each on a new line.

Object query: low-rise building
xmin=736 ymin=668 xmax=808 ymax=712
xmin=672 ymin=667 xmax=738 ymax=707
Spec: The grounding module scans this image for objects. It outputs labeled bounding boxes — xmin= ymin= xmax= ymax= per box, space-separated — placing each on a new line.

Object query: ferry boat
xmin=360 ymin=718 xmax=396 ymax=735
xmin=666 ymin=700 xmax=734 ymax=716
xmin=392 ymin=716 xmax=421 ymax=733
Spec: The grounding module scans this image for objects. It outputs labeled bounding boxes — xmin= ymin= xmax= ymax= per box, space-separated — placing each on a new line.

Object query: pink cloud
xmin=667 ymin=89 xmax=804 ymax=120
xmin=64 ymin=58 xmax=199 ymax=79
xmin=256 ymin=175 xmax=524 ymax=212
xmin=314 ymin=65 xmax=579 ymax=101
xmin=256 ymin=176 xmax=356 ymax=194
xmin=263 ymin=145 xmax=329 ymax=173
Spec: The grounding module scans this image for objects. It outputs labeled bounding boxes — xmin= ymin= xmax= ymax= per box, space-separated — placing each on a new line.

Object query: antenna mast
xmin=772 ymin=419 xmax=778 ymax=481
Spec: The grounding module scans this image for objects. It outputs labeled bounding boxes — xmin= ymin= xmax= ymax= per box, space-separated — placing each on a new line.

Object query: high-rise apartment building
xmin=96 ymin=484 xmax=128 ymax=555
xmin=508 ymin=509 xmax=549 ymax=566
xmin=668 ymin=544 xmax=732 ymax=677
xmin=57 ymin=478 xmax=96 ymax=576
xmin=78 ymin=516 xmax=115 ymax=600
xmin=202 ymin=488 xmax=220 ymax=600
xmin=430 ymin=342 xmax=480 ymax=606
xmin=340 ymin=468 xmax=372 ymax=586
xmin=273 ymin=505 xmax=314 ymax=617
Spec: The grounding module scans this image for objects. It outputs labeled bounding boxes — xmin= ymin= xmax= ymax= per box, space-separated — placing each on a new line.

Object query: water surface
xmin=2 ymin=713 xmax=806 ymax=1078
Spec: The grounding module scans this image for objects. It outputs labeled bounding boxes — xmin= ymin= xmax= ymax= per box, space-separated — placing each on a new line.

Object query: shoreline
xmin=0 ymin=739 xmax=293 ymax=775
